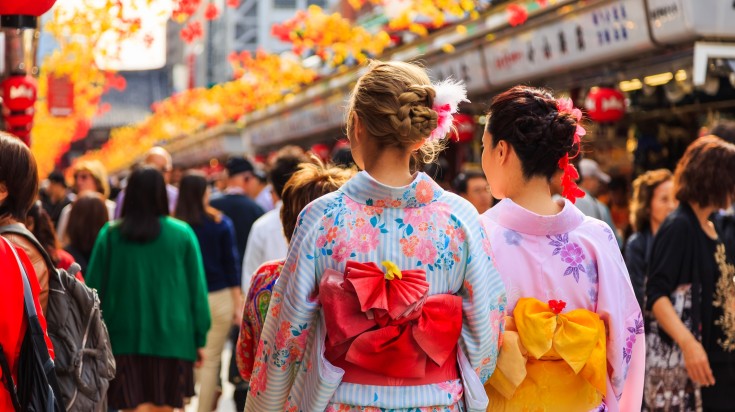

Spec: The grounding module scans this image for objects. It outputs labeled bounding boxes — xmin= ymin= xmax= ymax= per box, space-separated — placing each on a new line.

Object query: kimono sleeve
xmin=593 ymin=221 xmax=644 ymax=410
xmin=460 ymin=217 xmax=506 ymax=384
xmin=244 ymin=205 xmax=321 ymax=412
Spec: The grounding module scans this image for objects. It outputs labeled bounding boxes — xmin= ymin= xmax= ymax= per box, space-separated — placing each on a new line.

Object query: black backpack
xmin=0 ymin=237 xmax=63 ymax=412
xmin=0 ymin=225 xmax=116 ymax=411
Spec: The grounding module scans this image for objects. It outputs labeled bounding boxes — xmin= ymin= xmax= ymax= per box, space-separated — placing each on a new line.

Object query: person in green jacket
xmin=86 ymin=166 xmax=211 ymax=412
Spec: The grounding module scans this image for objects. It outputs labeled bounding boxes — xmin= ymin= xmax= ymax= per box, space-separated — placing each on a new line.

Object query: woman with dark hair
xmin=86 ymin=167 xmax=211 ymax=412
xmin=479 ymin=86 xmax=643 ymax=411
xmin=25 ymin=201 xmax=77 ymax=276
xmin=624 ymin=169 xmax=676 ymax=310
xmin=63 ymin=192 xmax=110 ymax=273
xmin=0 ymin=131 xmax=54 ymax=315
xmin=644 ymin=136 xmax=735 ymax=411
xmin=175 ymin=171 xmax=240 ymax=412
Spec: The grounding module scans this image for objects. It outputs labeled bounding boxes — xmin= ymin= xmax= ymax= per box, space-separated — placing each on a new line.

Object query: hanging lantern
xmin=453 ymin=113 xmax=476 ymax=143
xmin=584 ymin=87 xmax=626 ymax=123
xmin=0 ymin=1 xmax=57 ymax=21
xmin=1 ymin=75 xmax=37 ymax=146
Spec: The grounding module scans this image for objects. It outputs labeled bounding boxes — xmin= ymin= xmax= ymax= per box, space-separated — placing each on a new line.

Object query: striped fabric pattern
xmin=244 ymin=171 xmax=506 ymax=411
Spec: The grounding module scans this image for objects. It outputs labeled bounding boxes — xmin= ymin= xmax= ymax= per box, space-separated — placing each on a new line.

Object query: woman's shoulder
xmin=161 ymin=216 xmax=196 ymax=235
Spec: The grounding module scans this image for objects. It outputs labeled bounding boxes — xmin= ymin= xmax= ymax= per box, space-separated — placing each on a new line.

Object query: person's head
xmin=175 ymin=171 xmax=221 ymax=226
xmin=482 ymin=86 xmax=582 ymax=200
xmin=144 ymin=146 xmax=173 ymax=182
xmin=674 ymin=135 xmax=735 ymax=210
xmin=25 ymin=201 xmax=60 ymax=260
xmin=225 ymin=156 xmax=257 ymax=195
xmin=452 ymin=170 xmax=492 ymax=213
xmin=579 ymin=158 xmax=610 ymax=197
xmin=0 ymin=132 xmax=38 ymax=222
xmin=630 ymin=169 xmax=675 ymax=234
xmin=346 ymin=61 xmax=441 ymax=171
xmin=709 ymin=120 xmax=735 ymax=144
xmin=73 ymin=160 xmax=110 ymax=198
xmin=120 ymin=167 xmax=169 ymax=242
xmin=269 ymin=151 xmax=309 ymax=200
xmin=66 ymin=192 xmax=109 ymax=254
xmin=280 ymin=161 xmax=355 ymax=243
xmin=46 ymin=171 xmax=68 ymax=201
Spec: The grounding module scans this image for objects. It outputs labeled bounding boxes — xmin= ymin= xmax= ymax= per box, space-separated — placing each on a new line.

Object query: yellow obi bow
xmin=486 ymin=298 xmax=607 ymax=412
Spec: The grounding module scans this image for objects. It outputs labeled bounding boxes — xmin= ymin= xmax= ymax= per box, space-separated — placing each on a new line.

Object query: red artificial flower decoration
xmin=507 ymin=4 xmax=528 ymax=27
xmin=556 ymin=97 xmax=587 ymax=203
xmin=226 ymin=0 xmax=239 ymax=8
xmin=172 ymin=0 xmax=202 ymax=21
xmin=204 ymin=3 xmax=220 ymax=20
xmin=548 ymin=299 xmax=567 ymax=315
xmin=536 ymin=0 xmax=548 ymax=7
xmin=180 ymin=20 xmax=203 ymax=44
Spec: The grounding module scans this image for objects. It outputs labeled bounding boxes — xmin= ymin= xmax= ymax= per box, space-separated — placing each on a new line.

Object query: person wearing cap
xmin=41 ymin=170 xmax=74 ymax=228
xmin=575 ymin=158 xmax=622 ymax=247
xmin=209 ymin=156 xmax=265 ymax=411
xmin=113 ymin=146 xmax=179 ymax=219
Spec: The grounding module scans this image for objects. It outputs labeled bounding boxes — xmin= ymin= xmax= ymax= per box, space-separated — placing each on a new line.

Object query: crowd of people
xmin=1 ymin=59 xmax=734 ymax=412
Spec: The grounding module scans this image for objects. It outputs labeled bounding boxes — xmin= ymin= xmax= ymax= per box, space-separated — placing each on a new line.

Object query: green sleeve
xmin=86 ymin=223 xmax=111 ymax=293
xmin=185 ymin=225 xmax=211 ymax=348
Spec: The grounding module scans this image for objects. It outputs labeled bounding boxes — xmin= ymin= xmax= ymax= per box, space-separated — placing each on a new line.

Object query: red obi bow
xmin=320 ymin=261 xmax=462 ymax=379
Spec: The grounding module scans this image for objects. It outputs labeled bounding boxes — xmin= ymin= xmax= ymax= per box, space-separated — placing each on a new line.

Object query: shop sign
xmin=47 ymin=75 xmax=74 ymax=116
xmin=584 ymin=87 xmax=626 ymax=122
xmin=429 ymin=47 xmax=488 ymax=95
xmin=647 ymin=0 xmax=735 ymax=43
xmin=245 ymin=93 xmax=346 ymax=147
xmin=483 ymin=0 xmax=653 ymax=87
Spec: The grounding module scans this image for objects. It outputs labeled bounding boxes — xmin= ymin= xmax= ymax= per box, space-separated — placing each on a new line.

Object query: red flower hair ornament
xmin=555 ymin=98 xmax=586 ymax=203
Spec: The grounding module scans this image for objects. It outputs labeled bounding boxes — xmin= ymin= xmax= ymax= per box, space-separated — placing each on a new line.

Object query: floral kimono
xmin=244 ymin=171 xmax=506 ymax=412
xmin=481 ymin=199 xmax=644 ymax=412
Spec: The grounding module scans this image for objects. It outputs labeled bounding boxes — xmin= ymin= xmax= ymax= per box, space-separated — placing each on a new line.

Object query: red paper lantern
xmin=2 ymin=75 xmax=37 ymax=112
xmin=584 ymin=88 xmax=626 ymax=123
xmin=0 ymin=1 xmax=57 ymax=17
xmin=453 ymin=114 xmax=476 ymax=143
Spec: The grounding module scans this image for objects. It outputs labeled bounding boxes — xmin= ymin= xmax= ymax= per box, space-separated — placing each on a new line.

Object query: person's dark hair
xmin=67 ymin=192 xmax=109 ymax=256
xmin=674 ymin=135 xmax=735 ymax=209
xmin=281 ymin=161 xmax=355 ymax=242
xmin=451 ymin=170 xmax=486 ymax=194
xmin=710 ymin=120 xmax=735 ymax=144
xmin=26 ymin=202 xmax=61 ymax=264
xmin=331 ymin=147 xmax=354 ymax=168
xmin=269 ymin=153 xmax=309 ymax=199
xmin=120 ymin=167 xmax=169 ymax=242
xmin=0 ymin=132 xmax=39 ymax=222
xmin=629 ymin=169 xmax=672 ymax=233
xmin=487 ymin=86 xmax=580 ymax=180
xmin=175 ymin=171 xmax=220 ymax=226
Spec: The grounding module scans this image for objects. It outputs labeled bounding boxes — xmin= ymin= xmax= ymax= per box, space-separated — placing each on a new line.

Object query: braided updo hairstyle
xmin=487 ymin=86 xmax=581 ymax=180
xmin=346 ymin=61 xmax=443 ymax=165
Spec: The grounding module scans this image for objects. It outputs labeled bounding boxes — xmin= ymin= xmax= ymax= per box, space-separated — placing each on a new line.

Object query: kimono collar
xmin=340 ymin=171 xmax=443 ymax=208
xmin=484 ymin=198 xmax=585 ymax=236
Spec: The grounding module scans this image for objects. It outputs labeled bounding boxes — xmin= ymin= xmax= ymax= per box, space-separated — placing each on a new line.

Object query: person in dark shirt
xmin=41 ymin=171 xmax=73 ymax=229
xmin=176 ymin=171 xmax=241 ymax=412
xmin=208 ymin=156 xmax=264 ymax=411
xmin=644 ymin=136 xmax=735 ymax=411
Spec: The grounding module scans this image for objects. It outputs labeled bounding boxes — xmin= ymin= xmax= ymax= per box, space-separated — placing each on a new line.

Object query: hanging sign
xmin=584 ymin=87 xmax=626 ymax=122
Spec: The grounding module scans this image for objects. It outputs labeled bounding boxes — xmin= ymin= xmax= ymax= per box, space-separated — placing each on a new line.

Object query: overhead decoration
xmin=271 ymin=5 xmax=392 ymax=66
xmin=584 ymin=87 xmax=626 ymax=123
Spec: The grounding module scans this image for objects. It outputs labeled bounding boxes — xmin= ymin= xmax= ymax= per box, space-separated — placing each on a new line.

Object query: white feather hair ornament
xmin=428 ymin=79 xmax=469 ymax=142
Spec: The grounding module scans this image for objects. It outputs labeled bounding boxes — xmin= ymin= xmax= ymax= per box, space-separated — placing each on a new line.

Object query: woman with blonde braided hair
xmin=244 ymin=61 xmax=505 ymax=412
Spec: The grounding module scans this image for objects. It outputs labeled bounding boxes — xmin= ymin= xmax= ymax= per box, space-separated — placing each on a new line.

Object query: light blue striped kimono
xmin=244 ymin=171 xmax=506 ymax=412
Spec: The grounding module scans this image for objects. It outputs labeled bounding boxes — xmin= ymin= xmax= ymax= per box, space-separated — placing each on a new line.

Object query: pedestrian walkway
xmin=185 ymin=342 xmax=236 ymax=412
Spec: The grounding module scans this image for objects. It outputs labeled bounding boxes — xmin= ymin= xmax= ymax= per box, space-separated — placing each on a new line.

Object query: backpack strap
xmin=0 ymin=342 xmax=21 ymax=412
xmin=0 ymin=224 xmax=57 ymax=274
xmin=2 ymin=237 xmax=64 ymax=412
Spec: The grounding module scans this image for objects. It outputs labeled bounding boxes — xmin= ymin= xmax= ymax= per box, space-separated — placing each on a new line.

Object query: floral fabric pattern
xmin=244 ymin=171 xmax=506 ymax=411
xmin=236 ymin=260 xmax=283 ymax=381
xmin=547 ymin=233 xmax=587 ymax=283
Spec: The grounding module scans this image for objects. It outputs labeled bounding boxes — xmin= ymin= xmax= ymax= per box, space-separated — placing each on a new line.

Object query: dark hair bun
xmin=488 ymin=86 xmax=580 ymax=180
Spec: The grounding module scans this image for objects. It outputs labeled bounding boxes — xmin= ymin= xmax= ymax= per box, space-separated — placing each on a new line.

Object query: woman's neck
xmin=690 ymin=202 xmax=718 ymax=239
xmin=508 ymin=177 xmax=562 ymax=216
xmin=650 ymin=220 xmax=661 ymax=236
xmin=362 ymin=147 xmax=414 ymax=187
